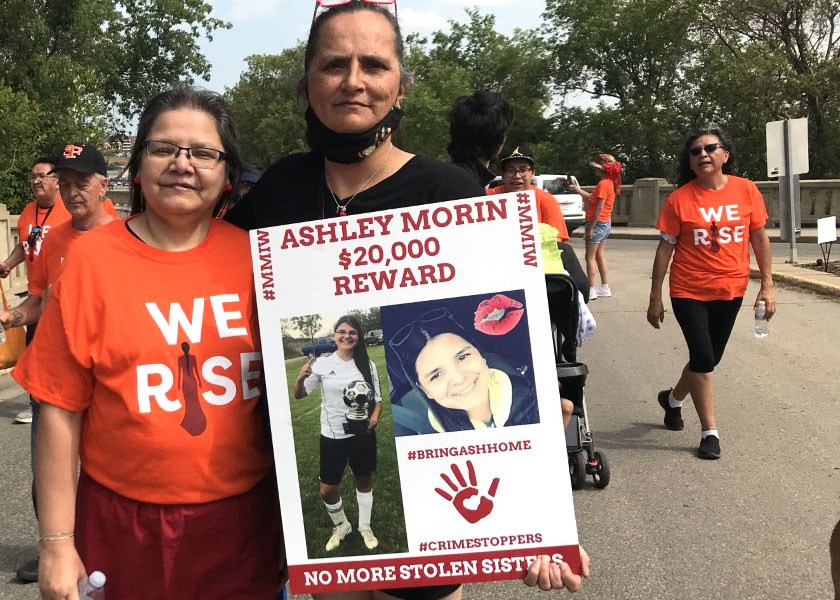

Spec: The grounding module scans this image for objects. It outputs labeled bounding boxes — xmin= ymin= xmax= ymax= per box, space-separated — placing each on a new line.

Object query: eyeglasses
xmin=143 ymin=141 xmax=226 ymax=169
xmin=335 ymin=329 xmax=359 ymax=337
xmin=29 ymin=174 xmax=56 ymax=183
xmin=312 ymin=0 xmax=397 ymax=22
xmin=689 ymin=143 xmax=724 ymax=157
xmin=503 ymin=166 xmax=533 ymax=177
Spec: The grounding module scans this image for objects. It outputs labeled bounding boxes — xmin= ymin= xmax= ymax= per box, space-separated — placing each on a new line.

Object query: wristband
xmin=39 ymin=531 xmax=74 ymax=543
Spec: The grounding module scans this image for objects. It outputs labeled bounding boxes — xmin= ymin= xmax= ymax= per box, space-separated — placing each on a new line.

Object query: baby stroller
xmin=545 ymin=273 xmax=610 ymax=490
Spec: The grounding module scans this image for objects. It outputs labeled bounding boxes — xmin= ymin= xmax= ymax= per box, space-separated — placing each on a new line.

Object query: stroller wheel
xmin=569 ymin=452 xmax=587 ymax=490
xmin=592 ymin=451 xmax=610 ymax=489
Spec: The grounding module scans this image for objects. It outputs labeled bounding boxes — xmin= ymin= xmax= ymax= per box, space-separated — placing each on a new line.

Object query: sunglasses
xmin=689 ymin=143 xmax=724 ymax=157
xmin=313 ymin=0 xmax=397 ymax=22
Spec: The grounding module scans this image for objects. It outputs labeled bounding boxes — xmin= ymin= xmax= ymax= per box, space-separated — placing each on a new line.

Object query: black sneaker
xmin=16 ymin=557 xmax=38 ymax=583
xmin=697 ymin=435 xmax=721 ymax=460
xmin=657 ymin=389 xmax=684 ymax=430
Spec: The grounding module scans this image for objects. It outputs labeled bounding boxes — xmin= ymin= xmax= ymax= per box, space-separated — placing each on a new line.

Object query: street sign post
xmin=766 ymin=118 xmax=808 ymax=263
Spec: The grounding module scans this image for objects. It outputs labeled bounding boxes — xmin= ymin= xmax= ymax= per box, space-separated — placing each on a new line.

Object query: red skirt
xmin=75 ymin=471 xmax=284 ymax=599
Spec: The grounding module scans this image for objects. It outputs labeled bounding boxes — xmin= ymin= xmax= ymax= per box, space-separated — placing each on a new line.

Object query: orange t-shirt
xmin=102 ymin=197 xmax=119 ymax=219
xmin=656 ymin=176 xmax=768 ymax=301
xmin=13 ymin=218 xmax=271 ymax=504
xmin=17 ymin=199 xmax=71 ymax=281
xmin=487 ymin=185 xmax=570 ymax=241
xmin=585 ymin=178 xmax=615 ymax=223
xmin=27 ymin=221 xmax=83 ymax=297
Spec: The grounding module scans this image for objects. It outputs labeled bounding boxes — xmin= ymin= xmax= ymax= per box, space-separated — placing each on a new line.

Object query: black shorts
xmin=319 ymin=433 xmax=377 ymax=485
xmin=671 ymin=297 xmax=743 ymax=373
xmin=379 ymin=585 xmax=462 ymax=600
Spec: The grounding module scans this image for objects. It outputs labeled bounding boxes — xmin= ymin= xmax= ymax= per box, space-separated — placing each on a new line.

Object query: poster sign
xmin=251 ymin=192 xmax=580 ymax=594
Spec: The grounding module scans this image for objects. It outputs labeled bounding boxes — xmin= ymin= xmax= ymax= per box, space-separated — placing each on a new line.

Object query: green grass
xmin=285 ymin=346 xmax=409 ymax=559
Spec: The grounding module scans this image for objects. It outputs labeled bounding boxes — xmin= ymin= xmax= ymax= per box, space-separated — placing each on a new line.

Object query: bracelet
xmin=38 ymin=531 xmax=74 ymax=542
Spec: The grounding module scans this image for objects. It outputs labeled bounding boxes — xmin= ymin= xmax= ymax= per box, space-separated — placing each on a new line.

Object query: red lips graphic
xmin=474 ymin=294 xmax=524 ymax=335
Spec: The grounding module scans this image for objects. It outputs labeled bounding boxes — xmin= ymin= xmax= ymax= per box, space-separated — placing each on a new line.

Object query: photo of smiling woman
xmin=383 ymin=290 xmax=539 ymax=435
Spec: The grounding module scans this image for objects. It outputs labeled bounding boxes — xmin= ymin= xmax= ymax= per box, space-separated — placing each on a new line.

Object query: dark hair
xmin=31 ymin=156 xmax=56 ymax=170
xmin=128 ymin=87 xmax=242 ymax=215
xmin=389 ymin=309 xmax=484 ymax=432
xmin=298 ymin=1 xmax=413 ymax=99
xmin=334 ymin=315 xmax=374 ymax=388
xmin=676 ymin=126 xmax=735 ymax=187
xmin=447 ymin=91 xmax=513 ymax=164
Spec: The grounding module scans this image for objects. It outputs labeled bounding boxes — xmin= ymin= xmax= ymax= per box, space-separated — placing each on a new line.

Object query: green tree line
xmin=3 ymin=2 xmax=838 ymax=211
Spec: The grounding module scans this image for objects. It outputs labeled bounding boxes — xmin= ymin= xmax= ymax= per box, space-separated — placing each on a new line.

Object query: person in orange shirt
xmin=570 ymin=153 xmax=620 ymax=301
xmin=0 ymin=157 xmax=71 ymax=432
xmin=646 ymin=127 xmax=775 ymax=460
xmin=486 ymin=145 xmax=570 ymax=242
xmin=13 ymin=87 xmax=281 ymax=599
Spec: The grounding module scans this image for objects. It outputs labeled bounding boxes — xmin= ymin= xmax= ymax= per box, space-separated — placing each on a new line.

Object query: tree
xmin=291 ymin=315 xmax=322 ymax=345
xmin=225 ymin=48 xmax=308 ymax=167
xmin=0 ymin=0 xmax=228 ymax=208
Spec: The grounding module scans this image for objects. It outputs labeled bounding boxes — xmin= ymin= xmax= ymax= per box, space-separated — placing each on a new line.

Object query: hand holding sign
xmin=435 ymin=460 xmax=500 ymax=524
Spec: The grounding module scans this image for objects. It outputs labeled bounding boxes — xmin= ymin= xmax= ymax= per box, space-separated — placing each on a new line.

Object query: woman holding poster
xmin=226 ymin=1 xmax=588 ymax=597
xmin=293 ymin=315 xmax=383 ymax=553
xmin=647 ymin=127 xmax=775 ymax=460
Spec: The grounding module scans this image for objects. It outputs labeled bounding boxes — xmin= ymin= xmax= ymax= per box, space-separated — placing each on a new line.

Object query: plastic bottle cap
xmin=89 ymin=571 xmax=106 ymax=588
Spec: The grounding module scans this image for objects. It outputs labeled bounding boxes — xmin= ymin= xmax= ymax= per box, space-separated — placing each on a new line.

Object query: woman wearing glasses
xmin=647 ymin=127 xmax=775 ymax=460
xmin=293 ymin=315 xmax=382 ymax=553
xmin=227 ymin=1 xmax=588 ymax=596
xmin=14 ymin=87 xmax=282 ymax=599
xmin=387 ymin=307 xmax=538 ymax=433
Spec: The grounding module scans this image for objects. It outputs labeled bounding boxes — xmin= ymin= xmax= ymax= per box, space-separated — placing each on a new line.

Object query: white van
xmin=487 ymin=174 xmax=586 ymax=232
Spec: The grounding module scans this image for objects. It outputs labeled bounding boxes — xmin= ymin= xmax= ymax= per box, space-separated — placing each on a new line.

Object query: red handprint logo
xmin=434 ymin=460 xmax=500 ymax=524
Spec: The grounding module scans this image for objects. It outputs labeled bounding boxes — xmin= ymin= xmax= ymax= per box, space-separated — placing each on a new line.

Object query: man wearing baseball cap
xmin=486 ymin=144 xmax=570 ymax=242
xmin=2 ymin=143 xmax=114 ymax=584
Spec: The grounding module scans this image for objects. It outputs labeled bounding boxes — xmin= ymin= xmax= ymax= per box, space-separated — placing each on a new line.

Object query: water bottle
xmin=754 ymin=301 xmax=768 ymax=339
xmin=0 ymin=322 xmax=5 ymax=344
xmin=78 ymin=571 xmax=106 ymax=599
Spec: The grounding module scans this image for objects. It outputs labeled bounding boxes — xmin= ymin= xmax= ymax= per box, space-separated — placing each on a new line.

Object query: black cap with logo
xmin=499 ymin=144 xmax=535 ymax=168
xmin=50 ymin=144 xmax=107 ymax=177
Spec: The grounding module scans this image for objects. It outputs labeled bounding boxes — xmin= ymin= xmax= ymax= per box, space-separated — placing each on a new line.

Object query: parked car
xmin=301 ymin=336 xmax=337 ymax=357
xmin=487 ymin=173 xmax=586 ymax=232
xmin=365 ymin=329 xmax=383 ymax=345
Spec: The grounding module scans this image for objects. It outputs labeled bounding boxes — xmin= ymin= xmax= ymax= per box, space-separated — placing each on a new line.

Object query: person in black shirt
xmin=446 ymin=91 xmax=513 ymax=188
xmin=226 ymin=2 xmax=589 ymax=599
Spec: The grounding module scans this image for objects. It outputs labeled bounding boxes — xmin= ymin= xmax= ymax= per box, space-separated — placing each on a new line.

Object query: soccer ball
xmin=343 ymin=380 xmax=374 ymax=407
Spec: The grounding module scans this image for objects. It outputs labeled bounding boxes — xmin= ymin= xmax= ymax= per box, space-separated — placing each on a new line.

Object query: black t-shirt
xmin=225 ymin=152 xmax=484 ymax=229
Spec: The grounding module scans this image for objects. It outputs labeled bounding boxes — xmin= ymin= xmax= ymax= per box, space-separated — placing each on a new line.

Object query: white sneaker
xmin=359 ymin=525 xmax=379 ymax=550
xmin=588 ymin=288 xmax=598 ymax=301
xmin=596 ymin=284 xmax=612 ymax=297
xmin=13 ymin=409 xmax=33 ymax=424
xmin=325 ymin=521 xmax=352 ymax=551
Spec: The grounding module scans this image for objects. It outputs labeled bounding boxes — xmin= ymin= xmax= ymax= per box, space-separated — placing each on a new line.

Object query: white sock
xmin=668 ymin=390 xmax=683 ymax=408
xmin=701 ymin=429 xmax=719 ymax=439
xmin=357 ymin=490 xmax=373 ymax=528
xmin=325 ymin=498 xmax=347 ymax=526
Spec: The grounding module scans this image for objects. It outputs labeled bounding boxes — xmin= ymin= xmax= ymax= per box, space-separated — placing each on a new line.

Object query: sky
xmin=199 ymin=0 xmax=546 ymax=94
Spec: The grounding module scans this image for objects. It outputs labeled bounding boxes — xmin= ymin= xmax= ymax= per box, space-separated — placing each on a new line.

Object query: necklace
xmin=326 ymin=144 xmax=393 ymax=217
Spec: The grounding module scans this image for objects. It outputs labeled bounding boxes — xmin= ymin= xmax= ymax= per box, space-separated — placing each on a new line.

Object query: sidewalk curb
xmin=750 ymin=267 xmax=840 ymax=297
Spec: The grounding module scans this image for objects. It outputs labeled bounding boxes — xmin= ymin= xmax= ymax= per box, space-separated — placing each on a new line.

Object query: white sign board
xmin=817 ymin=216 xmax=837 ymax=244
xmin=250 ymin=192 xmax=581 ymax=595
xmin=766 ymin=118 xmax=809 ymax=178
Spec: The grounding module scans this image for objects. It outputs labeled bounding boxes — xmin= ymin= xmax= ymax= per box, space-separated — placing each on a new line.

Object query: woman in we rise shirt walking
xmin=647 ymin=127 xmax=775 ymax=460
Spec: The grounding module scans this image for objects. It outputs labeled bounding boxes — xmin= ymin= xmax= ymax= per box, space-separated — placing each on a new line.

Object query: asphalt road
xmin=1 ymin=239 xmax=837 ymax=600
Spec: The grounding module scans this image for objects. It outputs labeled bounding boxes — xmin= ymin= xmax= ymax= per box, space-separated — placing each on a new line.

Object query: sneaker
xmin=588 ymin=288 xmax=598 ymax=301
xmin=16 ymin=557 xmax=38 ymax=583
xmin=596 ymin=284 xmax=612 ymax=297
xmin=325 ymin=521 xmax=352 ymax=551
xmin=657 ymin=389 xmax=684 ymax=431
xmin=697 ymin=434 xmax=721 ymax=460
xmin=13 ymin=409 xmax=33 ymax=424
xmin=359 ymin=525 xmax=379 ymax=550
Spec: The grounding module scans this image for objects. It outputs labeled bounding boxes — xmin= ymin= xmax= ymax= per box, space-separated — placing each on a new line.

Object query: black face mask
xmin=305 ymin=106 xmax=403 ymax=164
